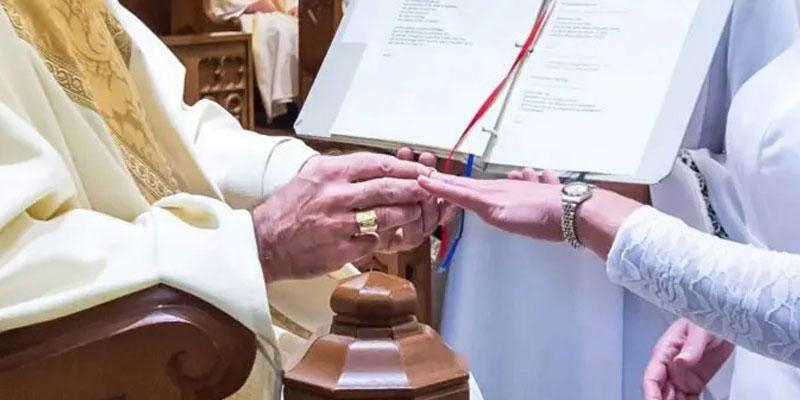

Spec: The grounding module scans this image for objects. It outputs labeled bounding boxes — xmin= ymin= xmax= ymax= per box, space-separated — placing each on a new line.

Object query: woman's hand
xmin=418 ymin=168 xmax=644 ymax=258
xmin=418 ymin=170 xmax=564 ymax=241
xmin=643 ymin=318 xmax=733 ymax=400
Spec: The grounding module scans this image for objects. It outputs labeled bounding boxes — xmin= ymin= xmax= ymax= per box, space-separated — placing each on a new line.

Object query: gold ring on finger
xmin=355 ymin=209 xmax=379 ymax=235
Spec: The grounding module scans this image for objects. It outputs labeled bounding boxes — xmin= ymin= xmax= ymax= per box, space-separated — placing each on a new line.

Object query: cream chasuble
xmin=0 ymin=0 xmax=358 ymax=398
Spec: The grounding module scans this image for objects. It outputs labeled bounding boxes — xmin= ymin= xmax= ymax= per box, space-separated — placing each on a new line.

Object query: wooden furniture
xmin=0 ymin=285 xmax=256 ymax=400
xmin=298 ymin=0 xmax=344 ymax=101
xmin=163 ymin=33 xmax=256 ymax=130
xmin=284 ymin=272 xmax=469 ymax=400
xmin=120 ymin=0 xmax=255 ymax=130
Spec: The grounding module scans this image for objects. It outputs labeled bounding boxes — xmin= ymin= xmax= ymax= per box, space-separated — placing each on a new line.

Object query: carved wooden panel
xmin=163 ymin=33 xmax=256 ymax=130
xmin=170 ymin=0 xmax=241 ymax=34
xmin=0 ymin=285 xmax=256 ymax=399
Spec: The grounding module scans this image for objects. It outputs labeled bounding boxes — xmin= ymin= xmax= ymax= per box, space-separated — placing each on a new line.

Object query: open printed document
xmin=296 ymin=0 xmax=732 ymax=183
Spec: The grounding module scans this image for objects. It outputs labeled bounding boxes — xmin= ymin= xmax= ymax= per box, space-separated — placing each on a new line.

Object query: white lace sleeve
xmin=607 ymin=206 xmax=800 ymax=368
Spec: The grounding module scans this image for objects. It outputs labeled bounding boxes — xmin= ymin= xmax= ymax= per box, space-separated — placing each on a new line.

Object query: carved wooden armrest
xmin=0 ymin=285 xmax=256 ymax=400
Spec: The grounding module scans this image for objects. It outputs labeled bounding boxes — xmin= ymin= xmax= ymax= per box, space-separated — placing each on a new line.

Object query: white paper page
xmin=489 ymin=0 xmax=700 ymax=176
xmin=327 ymin=0 xmax=545 ymax=155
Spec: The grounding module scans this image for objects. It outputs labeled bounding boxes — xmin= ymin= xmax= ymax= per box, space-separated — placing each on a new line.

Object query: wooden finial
xmin=284 ymin=272 xmax=470 ymax=399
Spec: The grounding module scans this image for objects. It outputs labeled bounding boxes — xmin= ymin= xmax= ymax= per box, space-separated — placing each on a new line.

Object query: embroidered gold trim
xmin=0 ymin=0 xmax=181 ymax=203
xmin=270 ymin=305 xmax=313 ymax=340
xmin=102 ymin=8 xmax=132 ymax=65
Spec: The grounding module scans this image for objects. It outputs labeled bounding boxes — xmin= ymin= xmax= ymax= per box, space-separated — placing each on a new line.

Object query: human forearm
xmin=575 ymin=188 xmax=645 ymax=259
xmin=608 ymin=206 xmax=800 ymax=369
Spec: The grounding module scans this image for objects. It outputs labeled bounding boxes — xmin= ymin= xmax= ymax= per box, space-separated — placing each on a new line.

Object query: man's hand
xmin=374 ymin=148 xmax=457 ymax=253
xmin=643 ymin=318 xmax=733 ymax=400
xmin=252 ymin=152 xmax=434 ymax=282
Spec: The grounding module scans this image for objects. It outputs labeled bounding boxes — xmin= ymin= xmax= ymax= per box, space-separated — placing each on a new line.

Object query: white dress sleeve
xmin=607 ymin=206 xmax=800 ymax=368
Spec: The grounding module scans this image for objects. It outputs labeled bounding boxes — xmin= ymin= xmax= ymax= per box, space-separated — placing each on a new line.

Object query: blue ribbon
xmin=438 ymin=154 xmax=475 ymax=273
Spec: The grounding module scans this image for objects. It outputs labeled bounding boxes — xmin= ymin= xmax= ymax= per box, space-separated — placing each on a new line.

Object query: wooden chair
xmin=0 ymin=285 xmax=256 ymax=399
xmin=0 ymin=276 xmax=469 ymax=399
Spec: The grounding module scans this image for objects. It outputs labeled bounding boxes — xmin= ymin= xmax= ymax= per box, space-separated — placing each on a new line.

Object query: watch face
xmin=563 ymin=182 xmax=590 ymax=197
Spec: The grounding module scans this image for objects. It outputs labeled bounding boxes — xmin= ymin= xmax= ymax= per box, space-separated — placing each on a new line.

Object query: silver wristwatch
xmin=561 ymin=181 xmax=595 ymax=248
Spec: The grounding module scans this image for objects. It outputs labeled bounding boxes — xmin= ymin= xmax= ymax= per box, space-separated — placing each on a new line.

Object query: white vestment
xmin=0 ymin=1 xmax=360 ymax=399
xmin=442 ymin=2 xmax=800 ymax=400
xmin=206 ymin=0 xmax=300 ymax=120
xmin=0 ymin=2 xmax=485 ymax=398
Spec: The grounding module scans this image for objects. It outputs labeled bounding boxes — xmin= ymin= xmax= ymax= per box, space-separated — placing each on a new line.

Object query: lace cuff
xmin=606 ymin=205 xmax=666 ymax=286
xmin=606 ymin=205 xmax=800 ymax=368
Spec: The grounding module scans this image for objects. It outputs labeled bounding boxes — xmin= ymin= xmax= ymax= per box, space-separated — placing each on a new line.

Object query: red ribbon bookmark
xmin=439 ymin=2 xmax=556 ymax=261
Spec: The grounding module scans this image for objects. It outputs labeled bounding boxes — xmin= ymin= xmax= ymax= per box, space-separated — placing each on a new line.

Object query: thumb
xmin=673 ymin=326 xmax=712 ymax=367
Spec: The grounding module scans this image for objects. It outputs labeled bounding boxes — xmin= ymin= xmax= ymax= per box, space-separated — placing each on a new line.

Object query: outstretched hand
xmin=419 ymin=167 xmax=643 ymax=257
xmin=418 ymin=169 xmax=564 ymax=241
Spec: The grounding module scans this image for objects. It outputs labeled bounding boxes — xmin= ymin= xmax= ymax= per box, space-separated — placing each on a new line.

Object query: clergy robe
xmin=0 ymin=1 xmax=357 ymax=398
xmin=206 ymin=0 xmax=300 ymax=120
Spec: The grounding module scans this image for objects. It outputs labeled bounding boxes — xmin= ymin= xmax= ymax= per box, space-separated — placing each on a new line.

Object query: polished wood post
xmin=284 ymin=272 xmax=469 ymax=400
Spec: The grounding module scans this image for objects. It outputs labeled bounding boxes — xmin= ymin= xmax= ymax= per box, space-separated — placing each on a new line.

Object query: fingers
xmin=418 ymin=175 xmax=488 ymax=212
xmin=667 ymin=363 xmax=706 ymax=395
xmin=422 ymin=197 xmax=440 ymax=234
xmin=540 ymin=170 xmax=560 ymax=184
xmin=379 ymin=220 xmax=426 ymax=254
xmin=521 ymin=168 xmax=541 ymax=182
xmin=642 ymin=374 xmax=665 ymax=400
xmin=673 ymin=324 xmax=713 ymax=367
xmin=507 ymin=168 xmax=559 ymax=183
xmin=374 ymin=205 xmax=422 ymax=233
xmin=346 ymin=178 xmax=430 ymax=208
xmin=643 ymin=351 xmax=669 ymax=400
xmin=669 ymin=324 xmax=725 ymax=394
xmin=418 ymin=152 xmax=437 ymax=168
xmin=643 ymin=319 xmax=688 ymax=400
xmin=696 ymin=341 xmax=733 ymax=381
xmin=508 ymin=170 xmax=525 ymax=180
xmin=439 ymin=200 xmax=461 ymax=225
xmin=396 ymin=147 xmax=438 ymax=167
xmin=345 ymin=153 xmax=433 ymax=182
xmin=396 ymin=147 xmax=415 ymax=161
xmin=427 ymin=171 xmax=486 ymax=189
xmin=347 ymin=205 xmax=422 ymax=236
